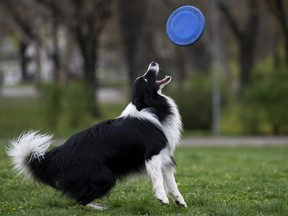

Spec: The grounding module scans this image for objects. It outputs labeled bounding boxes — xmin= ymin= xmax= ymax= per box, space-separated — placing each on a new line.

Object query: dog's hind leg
xmin=66 ymin=167 xmax=116 ymax=209
xmin=145 ymin=155 xmax=169 ymax=204
xmin=76 ymin=177 xmax=115 ymax=207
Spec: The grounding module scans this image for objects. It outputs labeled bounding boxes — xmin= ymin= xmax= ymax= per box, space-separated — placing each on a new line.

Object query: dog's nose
xmin=150 ymin=61 xmax=157 ymax=66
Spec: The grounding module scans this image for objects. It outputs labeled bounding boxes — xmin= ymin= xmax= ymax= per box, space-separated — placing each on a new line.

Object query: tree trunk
xmin=239 ymin=45 xmax=254 ymax=92
xmin=19 ymin=40 xmax=29 ymax=82
xmin=119 ymin=0 xmax=147 ymax=88
xmin=126 ymin=43 xmax=139 ymax=88
xmin=264 ymin=0 xmax=288 ymax=67
xmin=35 ymin=40 xmax=42 ymax=83
xmin=51 ymin=15 xmax=60 ymax=82
xmin=218 ymin=0 xmax=259 ymax=97
xmin=78 ymin=36 xmax=102 ymax=117
xmin=59 ymin=29 xmax=73 ymax=84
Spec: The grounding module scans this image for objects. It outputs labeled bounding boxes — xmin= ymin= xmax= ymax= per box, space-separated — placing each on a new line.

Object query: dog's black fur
xmin=29 ymin=116 xmax=168 ymax=205
xmin=9 ymin=62 xmax=186 ymax=207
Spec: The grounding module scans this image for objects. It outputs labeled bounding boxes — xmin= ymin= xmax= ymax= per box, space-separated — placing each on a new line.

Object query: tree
xmin=0 ymin=0 xmax=45 ymax=82
xmin=218 ymin=0 xmax=260 ymax=96
xmin=264 ymin=0 xmax=288 ymax=66
xmin=118 ymin=0 xmax=148 ymax=88
xmin=37 ymin=0 xmax=112 ymax=116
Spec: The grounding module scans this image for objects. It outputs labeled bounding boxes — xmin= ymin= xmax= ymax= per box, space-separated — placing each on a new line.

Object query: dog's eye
xmin=144 ymin=78 xmax=148 ymax=83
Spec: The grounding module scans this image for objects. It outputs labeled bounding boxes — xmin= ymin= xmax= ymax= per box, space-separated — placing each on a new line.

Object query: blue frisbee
xmin=166 ymin=6 xmax=205 ymax=46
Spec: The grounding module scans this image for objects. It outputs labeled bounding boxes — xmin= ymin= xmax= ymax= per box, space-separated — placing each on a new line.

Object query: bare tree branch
xmin=218 ymin=2 xmax=243 ymax=41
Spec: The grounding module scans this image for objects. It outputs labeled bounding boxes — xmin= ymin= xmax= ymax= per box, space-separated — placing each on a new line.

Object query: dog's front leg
xmin=162 ymin=164 xmax=187 ymax=207
xmin=145 ymin=155 xmax=169 ymax=204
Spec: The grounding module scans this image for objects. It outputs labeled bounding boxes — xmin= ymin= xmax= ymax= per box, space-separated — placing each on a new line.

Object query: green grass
xmin=0 ymin=144 xmax=287 ymax=216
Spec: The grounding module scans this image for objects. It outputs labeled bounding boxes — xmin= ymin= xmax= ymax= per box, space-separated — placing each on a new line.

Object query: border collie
xmin=8 ymin=61 xmax=187 ymax=210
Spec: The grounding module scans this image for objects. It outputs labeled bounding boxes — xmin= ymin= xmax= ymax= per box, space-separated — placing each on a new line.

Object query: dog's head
xmin=132 ymin=61 xmax=171 ymax=111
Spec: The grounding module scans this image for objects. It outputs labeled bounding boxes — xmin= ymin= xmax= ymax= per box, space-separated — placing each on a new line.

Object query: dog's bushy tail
xmin=7 ymin=130 xmax=53 ymax=180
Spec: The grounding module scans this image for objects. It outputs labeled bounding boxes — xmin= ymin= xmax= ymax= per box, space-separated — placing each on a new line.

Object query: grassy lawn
xmin=0 ymin=144 xmax=287 ymax=216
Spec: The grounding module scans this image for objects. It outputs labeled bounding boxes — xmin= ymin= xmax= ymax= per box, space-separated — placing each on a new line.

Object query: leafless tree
xmin=37 ymin=0 xmax=112 ymax=116
xmin=0 ymin=0 xmax=46 ymax=81
xmin=265 ymin=0 xmax=288 ymax=67
xmin=118 ymin=0 xmax=148 ymax=88
xmin=218 ymin=0 xmax=260 ymax=96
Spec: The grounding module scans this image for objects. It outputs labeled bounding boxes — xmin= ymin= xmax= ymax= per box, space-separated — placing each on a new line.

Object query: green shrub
xmin=39 ymin=81 xmax=94 ymax=129
xmin=38 ymin=83 xmax=62 ymax=128
xmin=173 ymin=75 xmax=212 ymax=131
xmin=221 ymin=105 xmax=244 ymax=135
xmin=171 ymin=74 xmax=230 ymax=131
xmin=62 ymin=81 xmax=94 ymax=127
xmin=242 ymin=62 xmax=288 ymax=134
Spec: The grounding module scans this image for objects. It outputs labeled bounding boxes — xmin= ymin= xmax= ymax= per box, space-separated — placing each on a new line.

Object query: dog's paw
xmin=155 ymin=190 xmax=169 ymax=205
xmin=158 ymin=196 xmax=169 ymax=205
xmin=175 ymin=197 xmax=187 ymax=207
xmin=158 ymin=199 xmax=169 ymax=205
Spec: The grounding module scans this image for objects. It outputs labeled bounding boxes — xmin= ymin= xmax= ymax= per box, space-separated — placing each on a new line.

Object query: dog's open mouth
xmin=156 ymin=75 xmax=171 ymax=86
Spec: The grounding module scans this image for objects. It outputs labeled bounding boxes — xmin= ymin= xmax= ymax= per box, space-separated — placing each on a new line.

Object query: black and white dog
xmin=8 ymin=61 xmax=187 ymax=209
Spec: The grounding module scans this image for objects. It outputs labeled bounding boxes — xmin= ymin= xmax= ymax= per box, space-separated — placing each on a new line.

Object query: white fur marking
xmin=87 ymin=202 xmax=107 ymax=210
xmin=120 ymin=103 xmax=162 ymax=130
xmin=7 ymin=130 xmax=53 ymax=180
xmin=160 ymin=95 xmax=182 ymax=154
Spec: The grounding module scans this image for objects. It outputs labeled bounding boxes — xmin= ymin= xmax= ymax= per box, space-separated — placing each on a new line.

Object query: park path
xmin=2 ymin=136 xmax=288 ymax=147
xmin=1 ymin=86 xmax=127 ymax=103
xmin=180 ymin=136 xmax=288 ymax=147
xmin=50 ymin=136 xmax=288 ymax=147
xmin=17 ymin=136 xmax=286 ymax=147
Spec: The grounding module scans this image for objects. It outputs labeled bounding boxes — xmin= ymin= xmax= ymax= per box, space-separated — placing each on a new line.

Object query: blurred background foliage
xmin=0 ymin=0 xmax=287 ymax=138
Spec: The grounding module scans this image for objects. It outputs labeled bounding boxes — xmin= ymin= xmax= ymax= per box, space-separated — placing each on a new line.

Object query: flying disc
xmin=166 ymin=6 xmax=205 ymax=46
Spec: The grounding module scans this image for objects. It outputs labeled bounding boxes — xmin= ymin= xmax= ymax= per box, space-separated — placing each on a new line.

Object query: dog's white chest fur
xmin=160 ymin=95 xmax=182 ymax=153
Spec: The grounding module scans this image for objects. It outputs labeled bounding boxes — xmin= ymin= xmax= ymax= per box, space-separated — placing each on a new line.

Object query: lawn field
xmin=0 ymin=144 xmax=287 ymax=216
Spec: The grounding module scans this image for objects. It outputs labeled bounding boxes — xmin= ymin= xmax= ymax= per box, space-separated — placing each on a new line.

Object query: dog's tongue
xmin=156 ymin=75 xmax=170 ymax=85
